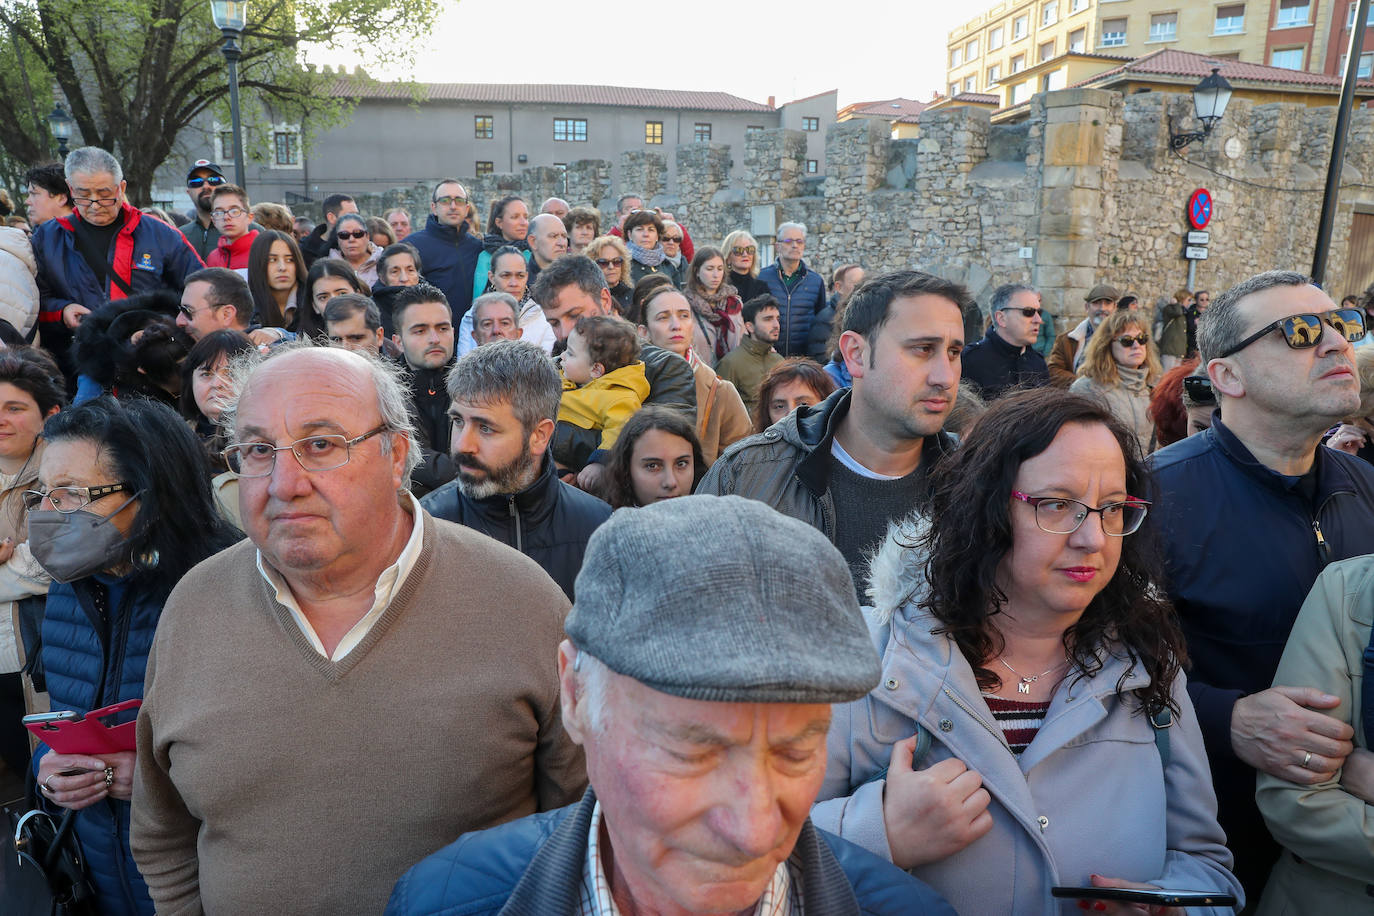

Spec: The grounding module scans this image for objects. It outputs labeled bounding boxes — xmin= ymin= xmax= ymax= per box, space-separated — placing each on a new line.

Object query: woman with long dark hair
xmin=246 ymin=229 xmax=307 ymax=329
xmin=30 ymin=397 xmax=238 ymax=915
xmin=295 ymin=258 xmax=368 ymax=342
xmin=598 ymin=406 xmax=705 ymax=508
xmin=685 ymin=246 xmax=742 ymax=365
xmin=814 ymin=388 xmax=1240 ymax=915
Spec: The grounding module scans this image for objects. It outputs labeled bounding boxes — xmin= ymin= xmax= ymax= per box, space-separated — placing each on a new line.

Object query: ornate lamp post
xmin=47 ymin=105 xmax=74 ymax=158
xmin=209 ymin=0 xmax=249 ymax=187
xmin=1168 ymin=67 xmax=1233 ymax=152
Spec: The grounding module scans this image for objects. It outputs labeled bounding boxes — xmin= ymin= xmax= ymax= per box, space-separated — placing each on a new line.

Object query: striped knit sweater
xmin=983 ymin=694 xmax=1051 ymax=755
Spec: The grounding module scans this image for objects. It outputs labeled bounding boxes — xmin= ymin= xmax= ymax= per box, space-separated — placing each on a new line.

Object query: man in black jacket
xmin=392 ymin=283 xmax=457 ymax=497
xmin=1149 ymin=269 xmax=1374 ymax=901
xmin=421 ymin=339 xmax=611 ymax=598
xmin=406 ymin=180 xmax=483 ymax=322
xmin=960 ymin=283 xmax=1049 ymax=400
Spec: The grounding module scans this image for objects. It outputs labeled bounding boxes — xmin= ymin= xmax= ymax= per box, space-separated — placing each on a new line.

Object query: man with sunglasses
xmin=407 ymin=179 xmax=483 ymax=323
xmin=179 ymin=159 xmax=228 ymax=261
xmin=961 ymin=283 xmax=1048 ymax=400
xmin=1149 ymin=269 xmax=1374 ymax=903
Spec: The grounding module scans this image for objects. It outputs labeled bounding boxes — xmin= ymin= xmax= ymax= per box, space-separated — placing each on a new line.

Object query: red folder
xmin=25 ymin=699 xmax=141 ymax=755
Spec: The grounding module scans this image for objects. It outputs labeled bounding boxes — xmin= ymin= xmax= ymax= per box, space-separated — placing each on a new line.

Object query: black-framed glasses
xmin=187 ymin=175 xmax=226 ymax=189
xmin=1182 ymin=375 xmax=1215 ymax=405
xmin=595 ymin=257 xmax=624 ymax=267
xmin=1012 ymin=490 xmax=1150 ymax=536
xmin=1115 ymin=334 xmax=1149 ymax=347
xmin=335 ymin=229 xmax=367 ymax=241
xmin=71 ymin=196 xmax=119 ymax=207
xmin=211 ymin=207 xmax=247 ymax=220
xmin=23 ymin=483 xmax=130 ymax=514
xmin=1001 ymin=306 xmax=1043 ymax=318
xmin=221 ymin=425 xmax=390 ymax=478
xmin=1218 ymin=308 xmax=1365 ymax=358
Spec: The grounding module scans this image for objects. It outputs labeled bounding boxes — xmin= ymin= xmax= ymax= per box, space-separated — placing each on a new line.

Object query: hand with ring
xmin=36 ymin=752 xmax=112 ymax=811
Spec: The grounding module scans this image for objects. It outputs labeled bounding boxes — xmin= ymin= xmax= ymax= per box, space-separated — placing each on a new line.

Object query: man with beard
xmin=699 ymin=270 xmax=965 ymax=594
xmin=421 ymin=339 xmax=611 ymax=599
xmin=179 ymin=160 xmax=227 ymax=260
xmin=391 ymin=283 xmax=458 ymax=496
xmin=715 ymin=294 xmax=784 ymax=415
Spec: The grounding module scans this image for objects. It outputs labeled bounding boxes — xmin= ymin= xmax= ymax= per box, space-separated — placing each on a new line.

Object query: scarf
xmin=688 ymin=285 xmax=742 ymax=361
xmin=626 ymin=239 xmax=665 ymax=267
xmin=1116 ymin=362 xmax=1150 ymax=393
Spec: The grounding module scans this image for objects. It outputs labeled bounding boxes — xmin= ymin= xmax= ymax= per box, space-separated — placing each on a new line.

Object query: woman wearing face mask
xmin=28 ymin=397 xmax=237 ymax=915
xmin=1071 ymin=309 xmax=1163 ymax=456
xmin=0 ymin=348 xmax=65 ymax=782
xmin=327 ymin=213 xmax=382 ymax=289
xmin=180 ymin=329 xmax=257 ymax=528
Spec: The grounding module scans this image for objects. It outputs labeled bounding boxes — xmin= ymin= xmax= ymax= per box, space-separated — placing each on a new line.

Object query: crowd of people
xmin=0 ymin=145 xmax=1371 ymax=915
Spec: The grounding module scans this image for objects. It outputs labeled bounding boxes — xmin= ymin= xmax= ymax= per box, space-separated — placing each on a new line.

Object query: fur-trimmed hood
xmin=864 ymin=511 xmax=932 ymax=624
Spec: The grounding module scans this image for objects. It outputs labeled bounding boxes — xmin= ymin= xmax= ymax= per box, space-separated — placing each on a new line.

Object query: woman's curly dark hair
xmin=920 ymin=386 xmax=1186 ymax=716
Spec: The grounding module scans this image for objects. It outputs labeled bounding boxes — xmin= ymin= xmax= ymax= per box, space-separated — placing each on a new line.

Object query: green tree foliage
xmin=0 ymin=0 xmax=441 ymax=203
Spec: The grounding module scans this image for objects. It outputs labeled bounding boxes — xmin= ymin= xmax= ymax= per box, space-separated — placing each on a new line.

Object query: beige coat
xmin=1255 ymin=556 xmax=1374 ymax=913
xmin=692 ymin=359 xmax=752 ymax=467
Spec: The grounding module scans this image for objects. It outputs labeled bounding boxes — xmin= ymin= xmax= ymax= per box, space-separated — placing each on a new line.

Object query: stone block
xmin=1043 ymin=121 xmax=1104 ymax=166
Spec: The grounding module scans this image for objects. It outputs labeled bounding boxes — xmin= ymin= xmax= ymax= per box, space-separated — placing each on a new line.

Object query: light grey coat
xmin=812 ymin=521 xmax=1243 ymax=915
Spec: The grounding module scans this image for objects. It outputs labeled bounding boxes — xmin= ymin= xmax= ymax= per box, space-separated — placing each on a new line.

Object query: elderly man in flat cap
xmin=386 ymin=494 xmax=954 ymax=916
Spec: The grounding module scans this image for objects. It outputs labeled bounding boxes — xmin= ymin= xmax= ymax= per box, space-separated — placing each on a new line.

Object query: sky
xmin=311 ymin=0 xmax=969 ymax=108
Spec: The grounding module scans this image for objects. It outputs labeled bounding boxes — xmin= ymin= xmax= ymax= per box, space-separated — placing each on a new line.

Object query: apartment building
xmin=947 ymin=0 xmax=1374 ymax=97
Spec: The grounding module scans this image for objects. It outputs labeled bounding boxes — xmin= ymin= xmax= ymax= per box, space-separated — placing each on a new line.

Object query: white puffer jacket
xmin=0 ymin=227 xmax=40 ymax=337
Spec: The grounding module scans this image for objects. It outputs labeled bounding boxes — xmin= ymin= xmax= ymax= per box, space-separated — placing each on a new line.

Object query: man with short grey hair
xmin=759 ymin=220 xmax=828 ymax=357
xmin=526 ymin=212 xmax=569 ymax=288
xmin=539 ymin=197 xmax=570 ymax=221
xmin=468 ymin=291 xmax=523 ymax=347
xmin=133 ymin=344 xmax=585 ymax=914
xmin=422 ymin=339 xmax=611 ymax=599
xmin=960 ymin=283 xmax=1048 ymax=400
xmin=387 ymin=495 xmax=955 ymax=916
xmin=1150 ymin=269 xmax=1374 ymax=900
xmin=33 ymin=145 xmax=204 ymax=378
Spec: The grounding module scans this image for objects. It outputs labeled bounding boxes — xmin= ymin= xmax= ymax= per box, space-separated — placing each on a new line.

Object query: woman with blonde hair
xmin=585 ymin=234 xmax=633 ymax=315
xmin=1070 ymin=308 xmax=1162 ymax=456
xmin=721 ymin=229 xmax=765 ymax=302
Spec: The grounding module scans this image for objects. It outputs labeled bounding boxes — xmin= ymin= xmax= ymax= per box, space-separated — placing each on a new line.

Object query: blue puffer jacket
xmin=406 ymin=215 xmax=483 ymax=321
xmin=758 ymin=258 xmax=827 ymax=357
xmin=35 ymin=574 xmax=165 ymax=916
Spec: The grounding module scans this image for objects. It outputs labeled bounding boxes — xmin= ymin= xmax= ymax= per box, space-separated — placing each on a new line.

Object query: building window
xmin=1339 ymin=52 xmax=1374 ymax=76
xmin=950 ymin=47 xmax=962 ymax=66
xmin=1275 ymin=0 xmax=1309 ymax=27
xmin=1349 ymin=2 xmax=1374 ymax=26
xmin=1271 ymin=46 xmax=1304 ymax=68
xmin=1101 ymin=17 xmax=1127 ymax=45
xmin=1068 ymin=27 xmax=1086 ymax=51
xmin=474 ymin=115 xmax=494 ymax=139
xmin=1012 ymin=81 xmax=1033 ymax=105
xmin=645 ymin=121 xmax=663 ymax=144
xmin=989 ymin=25 xmax=1004 ymax=49
xmin=273 ymin=131 xmax=299 ymax=166
xmin=475 ymin=161 xmax=493 ymax=176
xmin=1039 ymin=39 xmax=1055 ymax=62
xmin=1013 ymin=14 xmax=1029 ymax=38
xmin=218 ymin=130 xmax=234 ymax=161
xmin=1148 ymin=12 xmax=1177 ymax=42
xmin=1042 ymin=0 xmax=1058 ymax=26
xmin=1071 ymin=0 xmax=1088 ymax=11
xmin=988 ymin=63 xmax=1002 ymax=84
xmin=553 ymin=118 xmax=587 ymax=142
xmin=746 ymin=125 xmax=765 ymax=135
xmin=802 ymin=116 xmax=819 ymax=131
xmin=1215 ymin=4 xmax=1244 ymax=33
xmin=806 ymin=159 xmax=818 ymax=173
xmin=1010 ymin=53 xmax=1026 ymax=73
xmin=694 ymin=122 xmax=712 ymax=142
xmin=950 ymin=82 xmax=960 ymax=97
xmin=1042 ymin=68 xmax=1067 ymax=91
xmin=966 ymin=38 xmax=980 ymax=59
xmin=964 ymin=75 xmax=977 ymax=91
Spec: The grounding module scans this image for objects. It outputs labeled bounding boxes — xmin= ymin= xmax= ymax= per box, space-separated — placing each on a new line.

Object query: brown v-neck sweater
xmin=131 ymin=510 xmax=586 ymax=915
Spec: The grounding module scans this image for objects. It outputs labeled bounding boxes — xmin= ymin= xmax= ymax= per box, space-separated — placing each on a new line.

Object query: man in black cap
xmin=179 ymin=159 xmax=228 ymax=261
xmin=387 ymin=495 xmax=955 ymax=916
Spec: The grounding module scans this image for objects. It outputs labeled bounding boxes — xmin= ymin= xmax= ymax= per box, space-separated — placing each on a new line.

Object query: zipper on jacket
xmin=942 ymin=686 xmax=1015 ymax=756
xmin=1312 ymin=517 xmax=1330 ymax=563
xmin=104 ymin=587 xmax=137 ymax=710
xmin=507 ymin=495 xmax=523 ymax=553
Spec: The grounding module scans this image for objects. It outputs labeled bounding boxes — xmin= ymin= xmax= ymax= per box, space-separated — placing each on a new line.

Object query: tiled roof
xmin=1078 ymin=49 xmax=1374 ymax=91
xmin=949 ymin=92 xmax=999 ymax=104
xmin=850 ymin=97 xmax=934 ymax=119
xmin=326 ymin=79 xmax=775 ymax=112
xmin=784 ymin=88 xmax=838 ymax=105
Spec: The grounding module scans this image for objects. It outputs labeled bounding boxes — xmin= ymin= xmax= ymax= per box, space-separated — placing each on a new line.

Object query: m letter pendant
xmin=1018 ymin=680 xmax=1031 ymax=694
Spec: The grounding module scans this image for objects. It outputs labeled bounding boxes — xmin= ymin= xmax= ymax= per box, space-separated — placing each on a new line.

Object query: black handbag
xmin=2 ymin=776 xmax=98 ymax=916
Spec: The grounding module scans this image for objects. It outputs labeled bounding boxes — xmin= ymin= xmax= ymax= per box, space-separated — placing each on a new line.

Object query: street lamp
xmin=209 ymin=0 xmax=248 ymax=188
xmin=47 ymin=105 xmax=74 ymax=158
xmin=1168 ymin=67 xmax=1234 ymax=151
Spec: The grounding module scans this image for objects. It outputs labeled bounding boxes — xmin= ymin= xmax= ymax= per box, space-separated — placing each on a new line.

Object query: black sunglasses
xmin=1219 ymin=308 xmax=1365 ymax=358
xmin=335 ymin=229 xmax=368 ymax=241
xmin=1182 ymin=374 xmax=1215 ymax=406
xmin=1000 ymin=306 xmax=1042 ymax=318
xmin=1115 ymin=334 xmax=1149 ymax=347
xmin=187 ymin=175 xmax=226 ymax=189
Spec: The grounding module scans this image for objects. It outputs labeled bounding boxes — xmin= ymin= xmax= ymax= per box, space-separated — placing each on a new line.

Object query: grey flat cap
xmin=567 ymin=494 xmax=881 ymax=704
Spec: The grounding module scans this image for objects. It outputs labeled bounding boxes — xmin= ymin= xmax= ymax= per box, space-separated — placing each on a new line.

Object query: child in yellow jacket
xmin=555 ymin=316 xmax=650 ymax=478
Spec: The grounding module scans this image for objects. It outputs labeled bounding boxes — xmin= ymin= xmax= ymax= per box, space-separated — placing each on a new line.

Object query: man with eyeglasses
xmin=960 ymin=283 xmax=1049 ymax=400
xmin=406 ymin=179 xmax=483 ymax=323
xmin=32 ymin=146 xmax=204 ymax=381
xmin=758 ymin=221 xmax=828 ymax=358
xmin=179 ymin=159 xmax=228 ymax=260
xmin=131 ymin=344 xmax=585 ymax=915
xmin=176 ymin=267 xmax=254 ymax=341
xmin=203 ymin=183 xmax=258 ymax=275
xmin=1149 ymin=269 xmax=1374 ymax=903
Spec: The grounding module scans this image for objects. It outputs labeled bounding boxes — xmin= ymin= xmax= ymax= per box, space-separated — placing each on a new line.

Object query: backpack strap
xmin=1149 ymin=706 xmax=1172 ymax=769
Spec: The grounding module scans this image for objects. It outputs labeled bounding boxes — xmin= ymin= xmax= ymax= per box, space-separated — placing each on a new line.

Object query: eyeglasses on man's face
xmin=1218 ymin=308 xmax=1365 ymax=359
xmin=23 ymin=483 xmax=131 ymax=514
xmin=434 ymin=195 xmax=468 ymax=207
xmin=211 ymin=207 xmax=247 ymax=220
xmin=221 ymin=425 xmax=390 ymax=478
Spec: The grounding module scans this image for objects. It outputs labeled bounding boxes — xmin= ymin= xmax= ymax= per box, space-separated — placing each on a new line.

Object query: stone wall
xmin=347 ymin=87 xmax=1374 ymax=327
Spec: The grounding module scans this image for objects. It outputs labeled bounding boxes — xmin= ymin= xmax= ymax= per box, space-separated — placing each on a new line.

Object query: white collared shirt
xmin=254 ymin=491 xmax=425 ymax=661
xmin=577 ymin=800 xmax=799 ymax=916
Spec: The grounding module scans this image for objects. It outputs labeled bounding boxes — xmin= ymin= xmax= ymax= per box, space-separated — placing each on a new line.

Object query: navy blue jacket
xmin=759 ymin=258 xmax=827 ymax=358
xmin=386 ymin=790 xmax=956 ymax=916
xmin=406 ymin=215 xmax=483 ymax=320
xmin=420 ymin=452 xmax=612 ymax=600
xmin=36 ymin=574 xmax=164 ymax=916
xmin=1149 ymin=414 xmax=1374 ymax=891
xmin=960 ymin=325 xmax=1050 ymax=400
